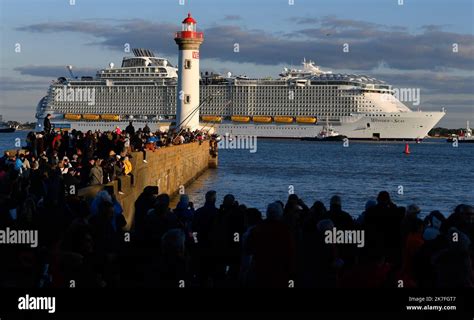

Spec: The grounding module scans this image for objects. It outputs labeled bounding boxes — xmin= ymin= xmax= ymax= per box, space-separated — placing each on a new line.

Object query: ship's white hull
xmin=216 ymin=111 xmax=445 ymax=140
xmin=37 ymin=111 xmax=444 ymax=140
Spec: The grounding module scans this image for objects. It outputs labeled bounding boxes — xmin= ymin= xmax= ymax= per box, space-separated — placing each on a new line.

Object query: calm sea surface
xmin=2 ymin=131 xmax=472 ymax=217
xmin=181 ymin=138 xmax=473 ymax=217
xmin=0 ymin=131 xmax=28 ymax=154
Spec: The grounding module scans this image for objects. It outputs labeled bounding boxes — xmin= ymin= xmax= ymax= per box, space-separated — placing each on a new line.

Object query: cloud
xmin=13 ymin=65 xmax=98 ymax=78
xmin=290 ymin=16 xmax=407 ymax=32
xmin=0 ymin=76 xmax=51 ymax=91
xmin=223 ymin=15 xmax=242 ymax=21
xmin=17 ymin=19 xmax=120 ymax=35
xmin=318 ymin=16 xmax=383 ymax=30
xmin=291 ymin=17 xmax=319 ymax=25
xmin=16 ymin=17 xmax=474 ymax=72
xmin=370 ymin=71 xmax=474 ymax=95
xmin=420 ymin=24 xmax=450 ymax=32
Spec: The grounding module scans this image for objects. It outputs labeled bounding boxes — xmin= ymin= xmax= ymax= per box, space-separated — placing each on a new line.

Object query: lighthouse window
xmin=185 ymin=59 xmax=192 ymax=69
xmin=184 ymin=94 xmax=191 ymax=104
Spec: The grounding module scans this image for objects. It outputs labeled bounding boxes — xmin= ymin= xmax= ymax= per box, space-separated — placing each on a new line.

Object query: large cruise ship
xmin=35 ymin=48 xmax=445 ymax=139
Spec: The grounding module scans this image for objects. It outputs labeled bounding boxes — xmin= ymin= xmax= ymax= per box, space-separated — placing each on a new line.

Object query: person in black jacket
xmin=43 ymin=114 xmax=52 ymax=134
xmin=125 ymin=121 xmax=135 ymax=136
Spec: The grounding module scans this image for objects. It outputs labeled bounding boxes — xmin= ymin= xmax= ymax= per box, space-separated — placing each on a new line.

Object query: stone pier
xmin=79 ymin=140 xmax=216 ymax=230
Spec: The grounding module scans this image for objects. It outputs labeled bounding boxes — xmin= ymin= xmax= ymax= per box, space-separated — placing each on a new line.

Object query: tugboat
xmin=0 ymin=116 xmax=17 ymax=133
xmin=315 ymin=124 xmax=347 ymax=141
xmin=447 ymin=121 xmax=474 ymax=143
xmin=302 ymin=118 xmax=347 ymax=141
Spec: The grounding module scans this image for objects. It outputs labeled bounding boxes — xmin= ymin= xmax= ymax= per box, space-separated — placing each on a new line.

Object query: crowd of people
xmin=1 ymin=117 xmax=211 ymax=190
xmin=0 ymin=166 xmax=472 ymax=288
xmin=0 ymin=115 xmax=472 ymax=288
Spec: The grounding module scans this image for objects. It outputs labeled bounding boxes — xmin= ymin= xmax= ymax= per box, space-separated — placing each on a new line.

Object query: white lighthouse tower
xmin=174 ymin=13 xmax=204 ymax=131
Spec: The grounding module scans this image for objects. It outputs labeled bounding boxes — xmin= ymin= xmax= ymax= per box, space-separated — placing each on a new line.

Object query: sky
xmin=0 ymin=0 xmax=473 ymax=128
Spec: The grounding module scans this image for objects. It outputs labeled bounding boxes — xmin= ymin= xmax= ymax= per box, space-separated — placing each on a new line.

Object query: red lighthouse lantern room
xmin=182 ymin=13 xmax=197 ymax=31
xmin=176 ymin=13 xmax=203 ymax=39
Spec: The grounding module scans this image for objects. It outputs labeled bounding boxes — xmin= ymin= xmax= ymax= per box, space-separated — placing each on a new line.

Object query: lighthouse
xmin=174 ymin=13 xmax=204 ymax=131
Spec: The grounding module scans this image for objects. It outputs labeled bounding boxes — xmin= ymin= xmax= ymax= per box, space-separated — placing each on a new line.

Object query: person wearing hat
xmin=102 ymin=150 xmax=117 ymax=183
xmin=146 ymin=134 xmax=157 ymax=151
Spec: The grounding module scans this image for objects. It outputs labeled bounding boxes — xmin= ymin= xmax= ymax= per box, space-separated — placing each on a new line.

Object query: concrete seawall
xmin=79 ymin=140 xmax=216 ymax=230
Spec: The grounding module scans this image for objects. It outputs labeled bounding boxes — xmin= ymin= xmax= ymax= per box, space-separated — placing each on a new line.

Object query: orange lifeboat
xmin=253 ymin=116 xmax=272 ymax=123
xmin=83 ymin=114 xmax=100 ymax=121
xmin=231 ymin=116 xmax=251 ymax=123
xmin=201 ymin=115 xmax=222 ymax=123
xmin=274 ymin=116 xmax=294 ymax=123
xmin=64 ymin=114 xmax=81 ymax=120
xmin=296 ymin=116 xmax=317 ymax=124
xmin=101 ymin=114 xmax=120 ymax=121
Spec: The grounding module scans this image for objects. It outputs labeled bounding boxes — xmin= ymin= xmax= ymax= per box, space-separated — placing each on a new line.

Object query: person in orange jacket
xmin=123 ymin=156 xmax=132 ymax=175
